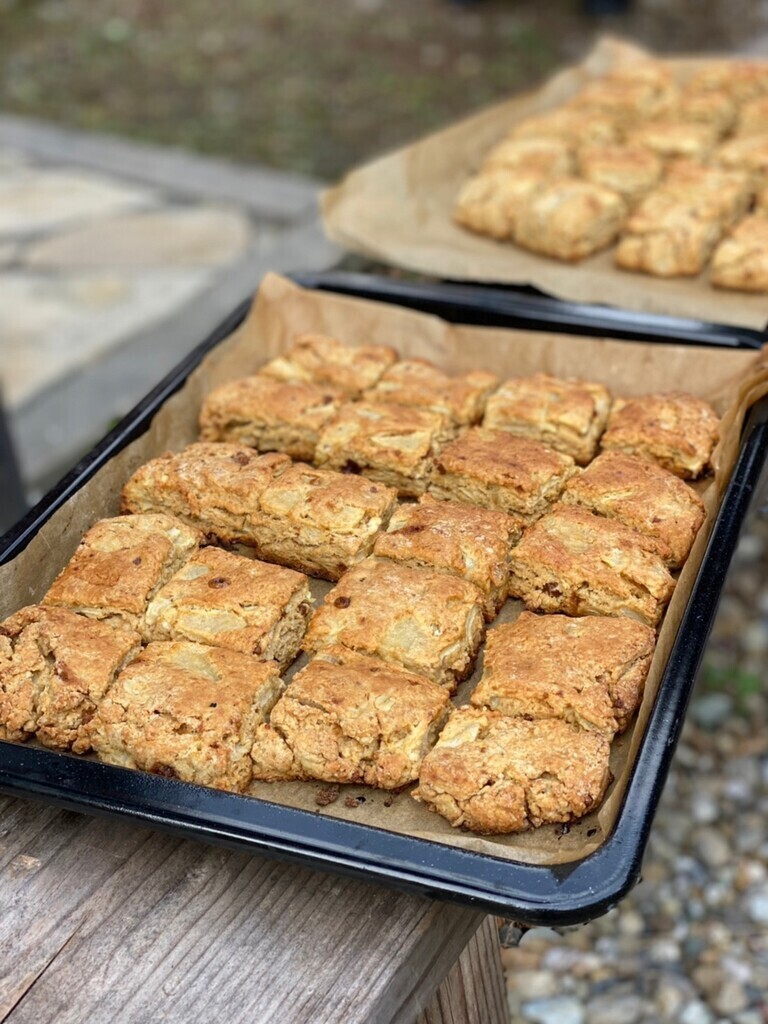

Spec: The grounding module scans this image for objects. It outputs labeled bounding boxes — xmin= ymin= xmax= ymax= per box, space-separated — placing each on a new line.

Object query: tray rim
xmin=1 ymin=273 xmax=766 ymax=925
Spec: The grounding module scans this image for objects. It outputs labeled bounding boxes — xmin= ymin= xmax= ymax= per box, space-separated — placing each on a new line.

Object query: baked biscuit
xmin=673 ymin=88 xmax=736 ymax=133
xmin=736 ymin=96 xmax=768 ymax=136
xmin=508 ymin=505 xmax=676 ymax=627
xmin=259 ymin=333 xmax=398 ymax=397
xmin=121 ymin=443 xmax=291 ymax=545
xmin=198 ymin=375 xmax=344 ymax=462
xmin=89 ymin=641 xmax=283 ymax=792
xmin=250 ymin=647 xmax=451 ymax=788
xmin=364 ymin=359 xmax=499 ymax=426
xmin=568 ymin=64 xmax=677 ymax=123
xmin=43 ymin=513 xmax=201 ymax=630
xmin=661 ymin=161 xmax=753 ymax=226
xmin=561 ymin=450 xmax=706 ymax=568
xmin=314 ymin=401 xmax=453 ymax=498
xmin=626 ymin=120 xmax=719 ymax=161
xmin=471 ymin=612 xmax=655 ymax=736
xmin=483 ymin=373 xmax=612 ymax=465
xmin=509 ymin=108 xmax=618 ymax=147
xmin=253 ymin=462 xmax=398 ymax=580
xmin=689 ymin=61 xmax=768 ymax=102
xmin=412 ymin=707 xmax=612 ymax=835
xmin=453 ymin=169 xmax=545 ymax=240
xmin=0 ymin=605 xmax=139 ymax=752
xmin=577 ymin=144 xmax=663 ymax=206
xmin=513 ymin=177 xmax=627 ymax=261
xmin=482 ymin=136 xmax=573 ymax=177
xmin=373 ymin=495 xmax=523 ymax=621
xmin=303 ymin=557 xmax=485 ymax=689
xmin=600 ymin=391 xmax=720 ymax=479
xmin=144 ymin=547 xmax=312 ymax=668
xmin=428 ymin=427 xmax=577 ymax=522
xmin=615 ymin=195 xmax=722 ymax=277
xmin=714 ymin=133 xmax=768 ymax=177
xmin=711 ymin=214 xmax=768 ymax=292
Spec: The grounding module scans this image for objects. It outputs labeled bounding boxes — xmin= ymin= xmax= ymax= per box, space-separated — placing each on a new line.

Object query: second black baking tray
xmin=1 ymin=272 xmax=766 ymax=926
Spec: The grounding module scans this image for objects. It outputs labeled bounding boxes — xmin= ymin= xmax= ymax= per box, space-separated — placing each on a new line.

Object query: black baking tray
xmin=1 ymin=273 xmax=767 ymax=926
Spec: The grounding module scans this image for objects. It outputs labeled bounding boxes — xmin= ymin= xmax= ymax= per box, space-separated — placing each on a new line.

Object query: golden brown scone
xmin=453 ymin=169 xmax=545 ymax=240
xmin=626 ymin=120 xmax=719 ymax=161
xmin=429 ymin=427 xmax=577 ymax=522
xmin=471 ymin=612 xmax=655 ymax=736
xmin=144 ymin=547 xmax=312 ymax=669
xmin=482 ymin=136 xmax=574 ymax=176
xmin=673 ymin=88 xmax=736 ymax=133
xmin=577 ymin=144 xmax=663 ymax=207
xmin=711 ymin=214 xmax=768 ymax=292
xmin=508 ymin=505 xmax=676 ymax=627
xmin=483 ymin=373 xmax=611 ymax=465
xmin=42 ymin=513 xmax=201 ymax=630
xmin=513 ymin=177 xmax=627 ymax=261
xmin=615 ymin=194 xmax=723 ymax=277
xmin=0 ymin=605 xmax=139 ymax=752
xmin=689 ymin=61 xmax=768 ymax=102
xmin=735 ymin=96 xmax=768 ymax=136
xmin=714 ymin=132 xmax=768 ymax=177
xmin=303 ymin=557 xmax=485 ymax=690
xmin=364 ymin=359 xmax=499 ymax=426
xmin=253 ymin=462 xmax=398 ymax=580
xmin=250 ymin=647 xmax=451 ymax=788
xmin=561 ymin=450 xmax=706 ymax=568
xmin=314 ymin=401 xmax=454 ymax=498
xmin=89 ymin=641 xmax=283 ymax=792
xmin=259 ymin=332 xmax=398 ymax=397
xmin=509 ymin=108 xmax=618 ymax=147
xmin=198 ymin=375 xmax=344 ymax=462
xmin=412 ymin=707 xmax=612 ymax=835
xmin=373 ymin=495 xmax=523 ymax=621
xmin=568 ymin=64 xmax=678 ymax=123
xmin=662 ymin=161 xmax=754 ymax=226
xmin=601 ymin=391 xmax=720 ymax=480
xmin=121 ymin=443 xmax=291 ymax=545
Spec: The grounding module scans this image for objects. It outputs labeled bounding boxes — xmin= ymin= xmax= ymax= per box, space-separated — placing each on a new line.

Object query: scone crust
xmin=577 ymin=144 xmax=663 ymax=206
xmin=259 ymin=333 xmax=398 ymax=396
xmin=481 ymin=136 xmax=573 ymax=177
xmin=471 ymin=612 xmax=655 ymax=736
xmin=121 ymin=443 xmax=291 ymax=545
xmin=509 ymin=108 xmax=618 ymax=147
xmin=454 ymin=170 xmax=545 ymax=240
xmin=429 ymin=427 xmax=577 ymax=521
xmin=251 ymin=647 xmax=451 ymax=788
xmin=89 ymin=641 xmax=283 ymax=792
xmin=373 ymin=495 xmax=523 ymax=620
xmin=364 ymin=359 xmax=499 ymax=426
xmin=711 ymin=214 xmax=768 ymax=292
xmin=514 ymin=176 xmax=627 ymax=261
xmin=198 ymin=375 xmax=344 ymax=461
xmin=600 ymin=391 xmax=720 ymax=479
xmin=483 ymin=373 xmax=611 ymax=465
xmin=626 ymin=120 xmax=719 ymax=161
xmin=616 ymin=194 xmax=723 ymax=277
xmin=508 ymin=504 xmax=676 ymax=627
xmin=303 ymin=557 xmax=485 ymax=689
xmin=714 ymin=132 xmax=768 ymax=176
xmin=690 ymin=61 xmax=768 ymax=102
xmin=42 ymin=513 xmax=201 ymax=629
xmin=413 ymin=707 xmax=612 ymax=835
xmin=254 ymin=462 xmax=398 ymax=580
xmin=314 ymin=401 xmax=454 ymax=498
xmin=0 ymin=605 xmax=140 ymax=752
xmin=561 ymin=450 xmax=706 ymax=567
xmin=144 ymin=547 xmax=312 ymax=668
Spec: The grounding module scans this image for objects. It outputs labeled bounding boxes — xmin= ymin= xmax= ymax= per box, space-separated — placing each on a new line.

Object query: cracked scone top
xmin=259 ymin=332 xmax=398 ymax=397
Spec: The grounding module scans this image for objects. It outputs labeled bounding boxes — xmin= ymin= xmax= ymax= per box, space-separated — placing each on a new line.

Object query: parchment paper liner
xmin=2 ymin=272 xmax=767 ymax=867
xmin=322 ymin=37 xmax=768 ymax=331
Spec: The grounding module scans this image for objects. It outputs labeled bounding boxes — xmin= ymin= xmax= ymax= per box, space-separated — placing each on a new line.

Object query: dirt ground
xmin=2 ymin=0 xmax=768 ymax=180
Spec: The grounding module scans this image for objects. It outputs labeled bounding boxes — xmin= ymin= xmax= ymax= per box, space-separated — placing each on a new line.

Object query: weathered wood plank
xmin=0 ymin=797 xmax=485 ymax=1024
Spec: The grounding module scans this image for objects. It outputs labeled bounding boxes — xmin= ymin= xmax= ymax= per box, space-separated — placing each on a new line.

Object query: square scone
xmin=561 ymin=450 xmax=707 ymax=568
xmin=373 ymin=495 xmax=523 ymax=621
xmin=250 ymin=647 xmax=452 ymax=789
xmin=412 ymin=707 xmax=612 ymax=835
xmin=198 ymin=375 xmax=344 ymax=462
xmin=711 ymin=214 xmax=768 ymax=292
xmin=714 ymin=133 xmax=768 ymax=177
xmin=509 ymin=108 xmax=618 ymax=147
xmin=577 ymin=144 xmax=663 ymax=207
xmin=0 ymin=605 xmax=140 ymax=752
xmin=428 ymin=427 xmax=577 ymax=522
xmin=689 ymin=61 xmax=768 ymax=102
xmin=314 ymin=401 xmax=453 ymax=498
xmin=254 ymin=462 xmax=398 ymax=580
xmin=258 ymin=332 xmax=398 ymax=397
xmin=143 ymin=547 xmax=312 ymax=669
xmin=303 ymin=557 xmax=485 ymax=689
xmin=616 ymin=195 xmax=723 ymax=277
xmin=43 ymin=513 xmax=201 ymax=630
xmin=625 ymin=120 xmax=719 ymax=161
xmin=471 ymin=612 xmax=655 ymax=736
xmin=121 ymin=443 xmax=291 ymax=545
xmin=483 ymin=373 xmax=611 ymax=465
xmin=364 ymin=359 xmax=499 ymax=426
xmin=568 ymin=66 xmax=677 ymax=124
xmin=661 ymin=161 xmax=754 ymax=227
xmin=481 ymin=136 xmax=574 ymax=176
xmin=508 ymin=505 xmax=676 ymax=627
xmin=600 ymin=391 xmax=720 ymax=480
xmin=513 ymin=177 xmax=627 ymax=261
xmin=453 ymin=169 xmax=545 ymax=240
xmin=673 ymin=88 xmax=736 ymax=133
xmin=89 ymin=641 xmax=284 ymax=792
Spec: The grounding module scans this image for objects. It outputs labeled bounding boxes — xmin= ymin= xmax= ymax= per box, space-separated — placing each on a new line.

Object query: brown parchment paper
xmin=2 ymin=272 xmax=767 ymax=867
xmin=322 ymin=37 xmax=768 ymax=331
